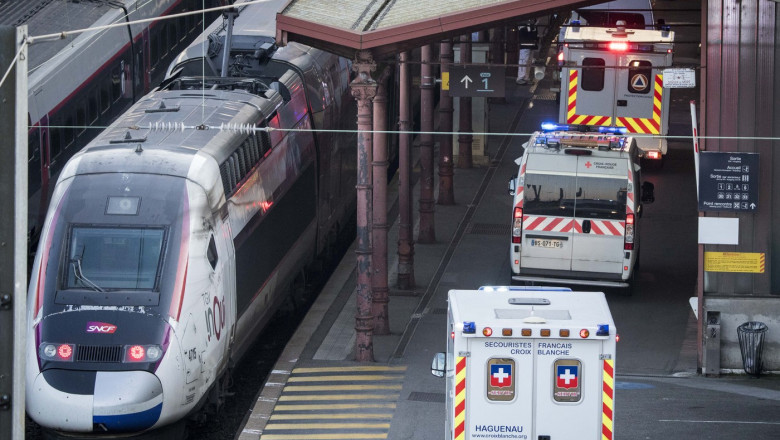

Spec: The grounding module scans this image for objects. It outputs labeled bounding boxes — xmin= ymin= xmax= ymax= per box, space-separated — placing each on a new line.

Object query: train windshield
xmin=64 ymin=226 xmax=166 ymax=291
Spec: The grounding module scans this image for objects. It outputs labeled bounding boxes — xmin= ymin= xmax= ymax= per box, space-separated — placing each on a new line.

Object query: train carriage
xmin=26 ymin=2 xmax=357 ymax=434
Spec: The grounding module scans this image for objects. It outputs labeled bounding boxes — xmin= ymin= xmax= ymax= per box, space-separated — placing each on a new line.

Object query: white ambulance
xmin=508 ymin=126 xmax=655 ymax=292
xmin=557 ymin=21 xmax=674 ymax=162
xmin=432 ymin=287 xmax=617 ymax=440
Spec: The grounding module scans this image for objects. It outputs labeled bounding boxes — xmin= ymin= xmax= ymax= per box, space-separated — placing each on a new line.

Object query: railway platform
xmin=237 ymin=72 xmax=780 ymax=440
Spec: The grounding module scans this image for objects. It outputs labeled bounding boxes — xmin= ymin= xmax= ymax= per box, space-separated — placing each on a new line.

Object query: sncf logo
xmin=86 ymin=322 xmax=117 ymax=334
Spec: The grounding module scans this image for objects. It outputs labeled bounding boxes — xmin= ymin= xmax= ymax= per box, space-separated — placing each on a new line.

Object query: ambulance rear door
xmin=563 ymin=50 xmax=668 ymax=137
xmin=570 ymin=155 xmax=628 ymax=274
xmin=561 ymin=49 xmax=619 ymax=127
xmin=613 ymin=51 xmax=668 ymax=136
xmin=467 ymin=335 xmax=535 ymax=438
xmin=520 ymin=153 xmax=578 ymax=271
xmin=534 ymin=337 xmax=607 ymax=438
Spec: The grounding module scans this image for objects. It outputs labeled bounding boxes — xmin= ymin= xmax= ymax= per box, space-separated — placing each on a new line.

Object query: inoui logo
xmin=86 ymin=321 xmax=118 ymax=334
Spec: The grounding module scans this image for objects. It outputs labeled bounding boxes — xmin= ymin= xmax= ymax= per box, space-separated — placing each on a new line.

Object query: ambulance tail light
xmin=609 ymin=42 xmax=629 ymax=52
xmin=646 ymin=151 xmax=662 ymax=160
xmin=512 ymin=207 xmax=523 ymax=243
xmin=557 ymin=50 xmax=565 ymax=66
xmin=624 ymin=213 xmax=635 ymax=250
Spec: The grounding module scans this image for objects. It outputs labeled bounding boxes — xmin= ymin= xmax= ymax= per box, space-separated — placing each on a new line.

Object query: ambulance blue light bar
xmin=479 ymin=286 xmax=572 ymax=292
xmin=598 ymin=126 xmax=628 ymax=135
xmin=597 ymin=324 xmax=610 ymax=336
xmin=462 ymin=322 xmax=476 ymax=334
xmin=541 ymin=122 xmax=569 ymax=132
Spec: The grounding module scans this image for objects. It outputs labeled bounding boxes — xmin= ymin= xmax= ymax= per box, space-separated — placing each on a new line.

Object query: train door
xmin=569 ymin=156 xmax=628 ymax=275
xmin=37 ymin=114 xmax=52 ymax=225
xmin=134 ymin=27 xmax=151 ymax=96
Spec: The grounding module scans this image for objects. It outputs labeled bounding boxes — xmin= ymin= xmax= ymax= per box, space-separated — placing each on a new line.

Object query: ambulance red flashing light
xmin=608 ymin=42 xmax=629 ymax=52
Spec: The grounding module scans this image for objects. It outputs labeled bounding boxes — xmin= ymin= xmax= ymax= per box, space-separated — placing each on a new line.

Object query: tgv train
xmin=25 ymin=1 xmax=358 ymax=435
xmin=2 ymin=0 xmax=220 ymax=251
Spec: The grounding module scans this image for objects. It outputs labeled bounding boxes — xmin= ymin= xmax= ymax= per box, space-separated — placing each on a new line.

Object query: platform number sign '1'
xmin=447 ymin=65 xmax=505 ymax=98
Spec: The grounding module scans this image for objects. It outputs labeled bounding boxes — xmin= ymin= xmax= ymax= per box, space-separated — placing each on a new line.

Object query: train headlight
xmin=39 ymin=343 xmax=75 ymax=362
xmin=124 ymin=344 xmax=163 ymax=363
xmin=146 ymin=346 xmax=162 ymax=361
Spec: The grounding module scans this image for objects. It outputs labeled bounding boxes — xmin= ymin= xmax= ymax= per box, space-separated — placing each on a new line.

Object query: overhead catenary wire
xmin=26 ymin=122 xmax=775 ymax=143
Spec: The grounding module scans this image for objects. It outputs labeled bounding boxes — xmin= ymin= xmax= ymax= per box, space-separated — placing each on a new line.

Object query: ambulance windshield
xmin=524 ymin=174 xmax=627 ymax=220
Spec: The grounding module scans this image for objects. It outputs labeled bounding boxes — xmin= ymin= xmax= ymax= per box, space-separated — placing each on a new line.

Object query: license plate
xmin=530 ymin=239 xmax=563 ymax=249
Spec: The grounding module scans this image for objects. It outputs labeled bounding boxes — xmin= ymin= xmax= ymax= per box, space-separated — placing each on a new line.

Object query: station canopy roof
xmin=276 ymin=0 xmax=600 ymax=60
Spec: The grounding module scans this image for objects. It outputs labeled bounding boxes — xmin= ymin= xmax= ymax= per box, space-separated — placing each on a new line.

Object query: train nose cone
xmin=28 ymin=370 xmax=163 ymax=432
xmin=93 ymin=371 xmax=164 ymax=431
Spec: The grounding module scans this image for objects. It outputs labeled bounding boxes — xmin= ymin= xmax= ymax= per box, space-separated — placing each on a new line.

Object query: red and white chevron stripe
xmin=523 ymin=216 xmax=625 ymax=236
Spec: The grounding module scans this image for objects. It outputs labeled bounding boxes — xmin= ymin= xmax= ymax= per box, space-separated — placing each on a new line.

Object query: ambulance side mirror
xmin=431 ymin=352 xmax=446 ymax=377
xmin=641 ymin=181 xmax=655 ymax=203
xmin=508 ymin=176 xmax=517 ymax=196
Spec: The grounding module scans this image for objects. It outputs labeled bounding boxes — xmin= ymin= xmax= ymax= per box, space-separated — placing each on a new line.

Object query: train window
xmin=63 ymin=114 xmax=75 ymax=148
xmin=169 ymin=22 xmax=178 ymax=51
xmin=178 ymin=16 xmax=188 ymax=42
xmin=76 ymin=106 xmax=86 ymax=137
xmin=207 ymin=236 xmax=218 ymax=270
xmin=28 ymin=130 xmax=41 ymax=196
xmin=88 ymin=91 xmax=99 ymax=124
xmin=63 ymin=226 xmax=165 ymax=291
xmin=50 ymin=128 xmax=61 ymax=162
xmin=111 ymin=67 xmax=122 ymax=103
xmin=581 ymin=57 xmax=606 ymax=92
xmin=627 ymin=60 xmax=652 ymax=94
xmin=150 ymin=34 xmax=159 ymax=68
xmin=160 ymin=24 xmax=169 ymax=58
xmin=100 ymin=84 xmax=110 ymax=115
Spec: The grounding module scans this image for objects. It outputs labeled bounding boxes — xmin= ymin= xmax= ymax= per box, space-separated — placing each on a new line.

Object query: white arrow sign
xmin=460 ymin=75 xmax=472 ymax=89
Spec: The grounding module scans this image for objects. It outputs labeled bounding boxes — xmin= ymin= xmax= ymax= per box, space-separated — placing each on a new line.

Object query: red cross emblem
xmin=585 ymin=161 xmax=592 ymax=168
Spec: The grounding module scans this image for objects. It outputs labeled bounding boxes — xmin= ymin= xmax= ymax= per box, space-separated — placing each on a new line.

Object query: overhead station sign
xmin=698 ymin=152 xmax=759 ymax=212
xmin=446 ymin=65 xmax=505 ymax=97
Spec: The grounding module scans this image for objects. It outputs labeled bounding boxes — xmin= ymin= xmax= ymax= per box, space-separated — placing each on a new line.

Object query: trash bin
xmin=737 ymin=321 xmax=768 ymax=377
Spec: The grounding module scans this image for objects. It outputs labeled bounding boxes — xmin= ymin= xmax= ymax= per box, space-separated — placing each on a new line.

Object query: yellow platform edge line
xmin=270 ymin=413 xmax=393 ymax=420
xmin=264 ymin=422 xmax=391 ymax=430
xmin=284 ymin=384 xmax=402 ymax=391
xmin=279 ymin=394 xmax=400 ymax=401
xmin=293 ymin=366 xmax=407 ymax=374
xmin=273 ymin=403 xmax=396 ymax=411
xmin=260 ymin=434 xmax=387 ymax=440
